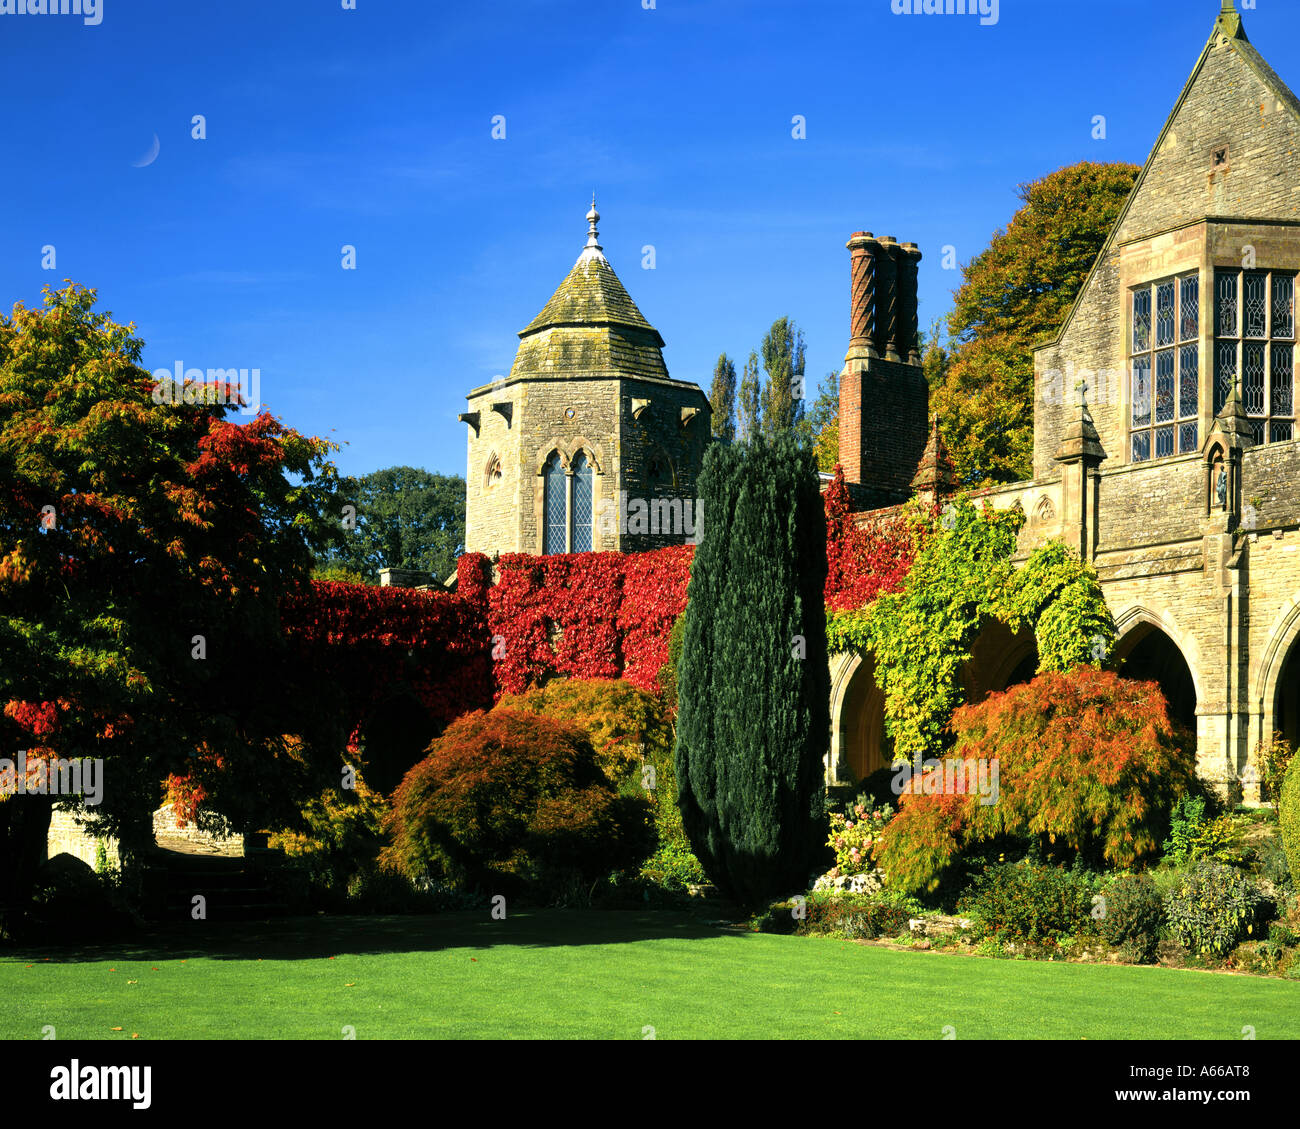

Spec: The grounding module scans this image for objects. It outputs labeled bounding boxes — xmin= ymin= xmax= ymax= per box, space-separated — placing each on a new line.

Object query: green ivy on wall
xmin=826 ymin=495 xmax=1115 ymax=759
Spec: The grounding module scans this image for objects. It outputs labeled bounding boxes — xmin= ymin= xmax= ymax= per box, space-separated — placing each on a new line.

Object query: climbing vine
xmin=826 ymin=495 xmax=1115 ymax=758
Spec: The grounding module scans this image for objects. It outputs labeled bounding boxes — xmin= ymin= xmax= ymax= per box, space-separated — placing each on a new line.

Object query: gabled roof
xmin=1038 ymin=1 xmax=1300 ymax=355
xmin=519 ymin=201 xmax=665 ymax=346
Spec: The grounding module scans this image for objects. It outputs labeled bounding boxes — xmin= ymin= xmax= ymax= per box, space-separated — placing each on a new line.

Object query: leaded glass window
xmin=1156 ymin=282 xmax=1176 ymax=346
xmin=543 ymin=453 xmax=567 ymax=555
xmin=571 ymin=453 xmax=593 ymax=553
xmin=1246 ymin=273 xmax=1269 ymax=338
xmin=1133 ymin=290 xmax=1151 ymax=353
xmin=1156 ymin=350 xmax=1175 ymax=423
xmin=1215 ymin=268 xmax=1296 ymax=446
xmin=1131 ymin=355 xmax=1151 ymax=429
xmin=1275 ymin=276 xmax=1295 ymax=339
xmin=1180 ymin=277 xmax=1200 ymax=341
xmin=1130 ymin=272 xmax=1198 ymax=462
xmin=1273 ymin=345 xmax=1294 ymax=417
xmin=1216 ymin=341 xmax=1237 ymax=415
xmin=1218 ymin=273 xmax=1238 ymax=337
xmin=1245 ymin=343 xmax=1266 ymax=415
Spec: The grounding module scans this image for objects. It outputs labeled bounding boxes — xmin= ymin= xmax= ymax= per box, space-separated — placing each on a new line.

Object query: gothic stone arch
xmin=1112 ymin=605 xmax=1204 ymax=706
xmin=1254 ymin=596 xmax=1300 ymax=785
xmin=827 ymin=650 xmax=887 ymax=787
xmin=1111 ymin=603 xmax=1210 ymax=781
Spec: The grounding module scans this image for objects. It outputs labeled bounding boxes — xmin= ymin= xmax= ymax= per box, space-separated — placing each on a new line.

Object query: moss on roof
xmin=520 ymin=253 xmax=665 ymax=346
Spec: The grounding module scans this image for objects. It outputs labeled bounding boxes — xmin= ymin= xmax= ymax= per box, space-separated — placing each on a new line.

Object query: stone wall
xmin=151 ymin=804 xmax=245 ymax=856
xmin=616 ymin=376 xmax=711 ymax=552
xmin=464 ymin=370 xmax=709 ymax=557
xmin=1114 ymin=34 xmax=1300 ymax=248
xmin=47 ymin=803 xmax=244 ymax=866
xmin=1094 ymin=455 xmax=1206 ymax=549
xmin=47 ymin=807 xmax=119 ymax=871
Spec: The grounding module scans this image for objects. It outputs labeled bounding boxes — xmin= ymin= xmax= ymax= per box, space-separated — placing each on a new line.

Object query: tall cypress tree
xmin=675 ymin=434 xmax=829 ymax=906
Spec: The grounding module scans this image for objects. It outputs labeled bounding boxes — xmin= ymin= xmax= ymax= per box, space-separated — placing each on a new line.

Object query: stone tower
xmin=837 ymin=232 xmax=930 ymax=507
xmin=461 ymin=201 xmax=711 ymax=557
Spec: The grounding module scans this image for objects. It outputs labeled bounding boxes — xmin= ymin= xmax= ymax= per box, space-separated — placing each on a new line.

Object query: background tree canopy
xmin=927 ymin=161 xmax=1140 ymax=486
xmin=0 ymin=284 xmax=342 ymax=930
xmin=319 ymin=465 xmax=465 ymax=584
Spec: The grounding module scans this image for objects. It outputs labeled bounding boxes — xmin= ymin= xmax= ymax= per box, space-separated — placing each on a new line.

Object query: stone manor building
xmin=465 ymin=2 xmax=1300 ymax=803
xmin=831 ymin=0 xmax=1300 ymax=802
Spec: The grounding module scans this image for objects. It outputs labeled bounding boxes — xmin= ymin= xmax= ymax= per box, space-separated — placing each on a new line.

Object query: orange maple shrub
xmin=876 ymin=668 xmax=1197 ymax=893
xmin=381 ymin=709 xmax=654 ymax=896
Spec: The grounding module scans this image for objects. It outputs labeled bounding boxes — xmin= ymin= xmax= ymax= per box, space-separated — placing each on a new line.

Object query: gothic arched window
xmin=1130 ymin=272 xmax=1199 ymax=462
xmin=543 ymin=452 xmax=567 ymax=555
xmin=571 ymin=453 xmax=593 ymax=553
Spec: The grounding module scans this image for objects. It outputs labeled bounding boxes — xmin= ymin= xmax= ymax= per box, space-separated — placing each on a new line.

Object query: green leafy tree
xmin=709 ymin=353 xmax=737 ymax=443
xmin=675 ymin=434 xmax=829 ymax=906
xmin=0 ymin=284 xmax=341 ymax=932
xmin=800 ymin=369 xmax=840 ymax=472
xmin=738 ymin=351 xmax=762 ymax=442
xmin=932 ymin=161 xmax=1139 ymax=485
xmin=760 ymin=317 xmax=806 ymax=440
xmin=921 ymin=319 xmax=952 ymax=394
xmin=322 ymin=466 xmax=465 ymax=583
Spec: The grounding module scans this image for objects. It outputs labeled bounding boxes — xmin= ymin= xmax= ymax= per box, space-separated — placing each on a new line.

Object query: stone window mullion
xmin=565 ymin=470 xmax=574 ymax=553
xmin=1266 ymin=271 xmax=1275 ymax=427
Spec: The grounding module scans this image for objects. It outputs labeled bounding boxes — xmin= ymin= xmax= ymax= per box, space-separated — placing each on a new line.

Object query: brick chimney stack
xmin=875 ymin=237 xmax=900 ymax=361
xmin=898 ymin=242 xmax=922 ymax=365
xmin=839 ymin=229 xmax=929 ymax=505
xmin=846 ymin=232 xmax=879 ymax=359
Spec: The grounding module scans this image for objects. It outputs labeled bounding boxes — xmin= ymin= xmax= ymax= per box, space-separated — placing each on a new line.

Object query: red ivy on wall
xmin=458 ymin=546 xmax=693 ymax=697
xmin=175 ymin=487 xmax=916 ymax=815
xmin=281 ymin=579 xmax=495 ymax=750
xmin=824 ymin=465 xmax=924 ymax=612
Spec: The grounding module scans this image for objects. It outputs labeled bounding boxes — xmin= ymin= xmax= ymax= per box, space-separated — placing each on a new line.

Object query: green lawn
xmin=3 ymin=910 xmax=1298 ymax=1039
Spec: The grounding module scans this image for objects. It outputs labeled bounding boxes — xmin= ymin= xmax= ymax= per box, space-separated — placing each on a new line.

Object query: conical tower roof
xmin=519 ymin=198 xmax=665 ymax=346
xmin=508 ymin=199 xmax=670 ymax=382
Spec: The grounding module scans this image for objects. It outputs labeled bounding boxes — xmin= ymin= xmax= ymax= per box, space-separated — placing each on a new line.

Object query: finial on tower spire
xmin=579 ymin=194 xmax=604 ymax=261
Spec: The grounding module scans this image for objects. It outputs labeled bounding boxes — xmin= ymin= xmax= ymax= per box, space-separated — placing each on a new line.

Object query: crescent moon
xmin=133 ymin=133 xmax=160 ymax=168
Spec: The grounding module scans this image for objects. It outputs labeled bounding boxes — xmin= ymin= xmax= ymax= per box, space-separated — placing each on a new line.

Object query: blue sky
xmin=2 ymin=0 xmax=1295 ymax=479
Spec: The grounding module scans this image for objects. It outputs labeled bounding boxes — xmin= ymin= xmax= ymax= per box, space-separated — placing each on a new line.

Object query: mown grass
xmin=2 ymin=909 xmax=1297 ymax=1039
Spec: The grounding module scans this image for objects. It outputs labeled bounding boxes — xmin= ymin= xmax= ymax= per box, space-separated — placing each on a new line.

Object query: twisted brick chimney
xmin=839 ymin=230 xmax=928 ymax=504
